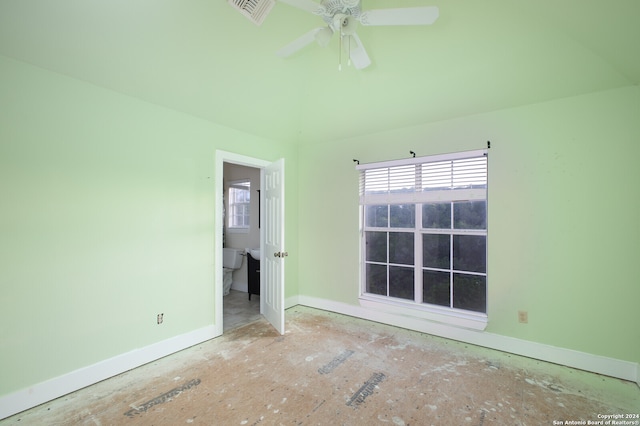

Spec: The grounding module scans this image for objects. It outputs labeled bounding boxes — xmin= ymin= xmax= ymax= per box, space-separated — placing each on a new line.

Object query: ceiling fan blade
xmin=359 ymin=6 xmax=439 ymax=26
xmin=276 ymin=28 xmax=322 ymax=57
xmin=348 ymin=33 xmax=371 ymax=70
xmin=316 ymin=26 xmax=334 ymax=47
xmin=278 ymin=0 xmax=324 ymax=15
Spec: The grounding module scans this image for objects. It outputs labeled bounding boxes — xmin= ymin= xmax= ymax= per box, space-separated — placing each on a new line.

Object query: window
xmin=228 ymin=180 xmax=251 ymax=230
xmin=358 ymin=150 xmax=488 ymax=319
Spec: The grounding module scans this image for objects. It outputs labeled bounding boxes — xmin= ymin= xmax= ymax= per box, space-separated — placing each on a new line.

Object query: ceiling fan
xmin=276 ymin=0 xmax=439 ymax=69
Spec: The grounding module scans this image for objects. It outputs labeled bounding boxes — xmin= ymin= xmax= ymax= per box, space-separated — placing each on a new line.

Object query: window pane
xmin=389 ymin=266 xmax=414 ymax=300
xmin=453 ymin=235 xmax=486 ymax=273
xmin=360 ymin=153 xmax=488 ymax=316
xmin=389 ymin=232 xmax=414 ymax=265
xmin=366 ymin=263 xmax=387 ymax=296
xmin=453 ymin=274 xmax=486 ymax=313
xmin=423 ymin=270 xmax=450 ymax=307
xmin=453 ymin=201 xmax=486 ymax=229
xmin=366 ymin=205 xmax=388 ymax=228
xmin=366 ymin=232 xmax=387 ymax=262
xmin=422 ymin=203 xmax=451 ymax=229
xmin=423 ymin=234 xmax=450 ymax=269
xmin=229 ymin=180 xmax=251 ymax=229
xmin=231 ymin=187 xmax=250 ymax=203
xmin=390 ymin=204 xmax=415 ymax=228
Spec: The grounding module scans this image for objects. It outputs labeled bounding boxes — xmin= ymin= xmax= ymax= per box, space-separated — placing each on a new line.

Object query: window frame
xmin=227 ymin=179 xmax=251 ymax=232
xmin=357 ymin=150 xmax=488 ymax=330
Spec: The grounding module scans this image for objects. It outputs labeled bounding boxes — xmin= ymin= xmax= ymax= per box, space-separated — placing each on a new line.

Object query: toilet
xmin=222 ymin=248 xmax=244 ymax=296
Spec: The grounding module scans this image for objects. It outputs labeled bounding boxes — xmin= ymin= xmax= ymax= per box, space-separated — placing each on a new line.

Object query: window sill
xmin=358 ymin=294 xmax=488 ymax=331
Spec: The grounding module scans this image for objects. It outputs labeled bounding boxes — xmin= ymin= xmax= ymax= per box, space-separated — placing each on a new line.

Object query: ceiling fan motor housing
xmin=333 ymin=14 xmax=357 ymax=35
xmin=319 ymin=0 xmax=362 ymax=22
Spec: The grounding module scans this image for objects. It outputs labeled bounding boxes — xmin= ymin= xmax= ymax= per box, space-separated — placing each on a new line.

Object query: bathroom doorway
xmin=222 ymin=162 xmax=261 ymax=331
xmin=215 ymin=150 xmax=286 ymax=336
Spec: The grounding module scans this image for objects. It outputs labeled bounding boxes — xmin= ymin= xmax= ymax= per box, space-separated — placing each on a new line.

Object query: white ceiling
xmin=1 ymin=0 xmax=638 ymax=144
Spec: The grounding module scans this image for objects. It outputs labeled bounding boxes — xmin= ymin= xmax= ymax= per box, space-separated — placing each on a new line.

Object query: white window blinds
xmin=357 ymin=149 xmax=487 ymax=205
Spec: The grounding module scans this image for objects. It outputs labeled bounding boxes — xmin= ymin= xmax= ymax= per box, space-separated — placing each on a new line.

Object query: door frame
xmin=214 ymin=150 xmax=272 ymax=336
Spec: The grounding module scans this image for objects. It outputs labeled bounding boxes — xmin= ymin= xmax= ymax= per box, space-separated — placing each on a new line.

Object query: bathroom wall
xmin=223 ymin=163 xmax=261 ymax=292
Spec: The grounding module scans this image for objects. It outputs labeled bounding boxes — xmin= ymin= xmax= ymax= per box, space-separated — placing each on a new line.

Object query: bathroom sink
xmin=250 ymin=249 xmax=260 ymax=260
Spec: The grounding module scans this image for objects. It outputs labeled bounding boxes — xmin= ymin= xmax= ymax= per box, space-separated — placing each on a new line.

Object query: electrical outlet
xmin=157 ymin=313 xmax=164 ymax=324
xmin=518 ymin=310 xmax=528 ymax=324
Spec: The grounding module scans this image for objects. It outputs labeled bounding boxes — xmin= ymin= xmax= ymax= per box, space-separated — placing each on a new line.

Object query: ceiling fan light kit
xmin=334 ymin=14 xmax=357 ymax=35
xmin=275 ymin=0 xmax=439 ymax=69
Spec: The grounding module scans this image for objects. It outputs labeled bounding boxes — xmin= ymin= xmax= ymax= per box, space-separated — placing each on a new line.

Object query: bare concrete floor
xmin=3 ymin=306 xmax=639 ymax=425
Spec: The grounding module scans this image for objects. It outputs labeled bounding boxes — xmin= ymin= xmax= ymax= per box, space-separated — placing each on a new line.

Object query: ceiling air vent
xmin=229 ymin=0 xmax=275 ymax=26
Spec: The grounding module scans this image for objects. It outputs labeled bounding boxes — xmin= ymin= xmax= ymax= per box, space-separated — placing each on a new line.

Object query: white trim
xmin=0 ymin=325 xmax=217 ymax=420
xmin=359 ymin=295 xmax=488 ymax=331
xmin=361 ymin=188 xmax=487 ymax=205
xmin=295 ymin=295 xmax=640 ymax=385
xmin=356 ymin=149 xmax=488 ymax=170
xmin=285 ymin=295 xmax=300 ymax=310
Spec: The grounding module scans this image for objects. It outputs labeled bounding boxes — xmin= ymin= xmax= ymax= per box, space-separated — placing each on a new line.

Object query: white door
xmin=262 ymin=158 xmax=285 ymax=334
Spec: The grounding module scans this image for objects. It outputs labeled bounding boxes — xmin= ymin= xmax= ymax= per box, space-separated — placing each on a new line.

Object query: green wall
xmin=297 ymin=86 xmax=640 ymax=365
xmin=1 ymin=49 xmax=637 ymax=402
xmin=0 ymin=55 xmax=298 ymax=396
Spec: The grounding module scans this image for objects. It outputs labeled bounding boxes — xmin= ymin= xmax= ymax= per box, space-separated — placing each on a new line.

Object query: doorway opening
xmin=222 ymin=162 xmax=261 ymax=332
xmin=215 ymin=151 xmax=285 ymax=336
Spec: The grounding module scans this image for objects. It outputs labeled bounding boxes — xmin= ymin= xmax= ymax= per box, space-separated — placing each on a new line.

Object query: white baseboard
xmin=0 ymin=325 xmax=218 ymax=420
xmin=296 ymin=295 xmax=640 ymax=386
xmin=3 ymin=299 xmax=637 ymax=421
xmin=285 ymin=295 xmax=300 ymax=310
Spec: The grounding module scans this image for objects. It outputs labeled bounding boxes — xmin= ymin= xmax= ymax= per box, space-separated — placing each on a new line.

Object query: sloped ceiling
xmin=1 ymin=0 xmax=638 ymax=144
